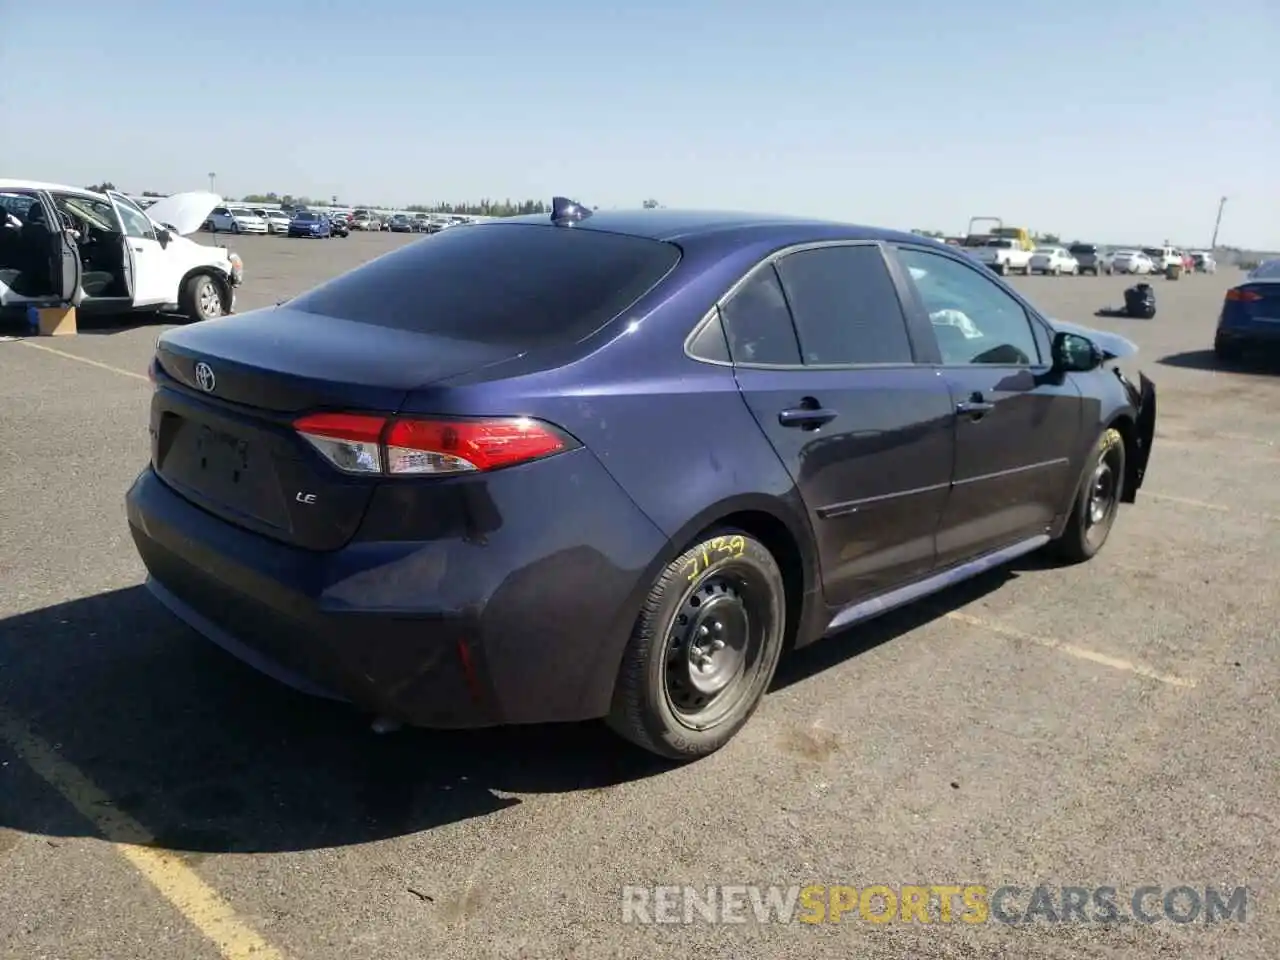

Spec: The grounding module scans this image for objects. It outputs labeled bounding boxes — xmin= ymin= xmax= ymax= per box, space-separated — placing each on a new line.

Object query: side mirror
xmin=156 ymin=227 xmax=171 ymax=247
xmin=1052 ymin=332 xmax=1102 ymax=372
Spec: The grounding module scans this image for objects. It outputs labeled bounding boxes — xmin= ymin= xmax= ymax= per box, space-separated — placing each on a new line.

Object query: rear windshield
xmin=1142 ymin=248 xmax=1163 ymax=257
xmin=289 ymin=222 xmax=682 ymax=347
xmin=1069 ymin=244 xmax=1096 ymax=254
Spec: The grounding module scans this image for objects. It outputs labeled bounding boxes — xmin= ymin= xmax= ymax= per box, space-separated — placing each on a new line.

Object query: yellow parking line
xmin=1219 ymin=432 xmax=1276 ymax=447
xmin=0 ymin=709 xmax=286 ymax=960
xmin=16 ymin=340 xmax=150 ymax=383
xmin=946 ymin=612 xmax=1196 ymax=689
xmin=1145 ymin=492 xmax=1278 ymax=522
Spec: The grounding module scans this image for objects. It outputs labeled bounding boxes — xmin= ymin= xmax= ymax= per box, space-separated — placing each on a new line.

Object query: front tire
xmin=179 ymin=274 xmax=224 ymax=322
xmin=1050 ymin=428 xmax=1126 ymax=563
xmin=607 ymin=531 xmax=787 ymax=760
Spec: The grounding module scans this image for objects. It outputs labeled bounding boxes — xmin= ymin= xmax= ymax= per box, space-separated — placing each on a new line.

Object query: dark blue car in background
xmin=126 ymin=198 xmax=1157 ymax=760
xmin=1215 ymin=258 xmax=1280 ymax=361
xmin=287 ymin=210 xmax=332 ymax=238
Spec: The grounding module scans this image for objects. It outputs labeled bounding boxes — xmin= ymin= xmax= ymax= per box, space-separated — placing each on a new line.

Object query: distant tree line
xmin=231 ymin=192 xmax=549 ymax=217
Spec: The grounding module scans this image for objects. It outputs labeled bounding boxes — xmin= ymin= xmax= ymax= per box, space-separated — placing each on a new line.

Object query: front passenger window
xmin=896 ymin=247 xmax=1041 ymax=366
xmin=719 ymin=265 xmax=801 ymax=365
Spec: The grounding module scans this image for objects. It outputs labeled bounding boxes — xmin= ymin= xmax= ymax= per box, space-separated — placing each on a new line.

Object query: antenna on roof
xmin=551 ymin=196 xmax=592 ymax=225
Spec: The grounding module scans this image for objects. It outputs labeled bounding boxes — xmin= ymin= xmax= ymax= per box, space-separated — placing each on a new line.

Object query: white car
xmin=1112 ymin=250 xmax=1154 ymax=275
xmin=1191 ymin=251 xmax=1218 ymax=274
xmin=1028 ymin=246 xmax=1080 ymax=276
xmin=206 ymin=206 xmax=269 ymax=234
xmin=1141 ymin=246 xmax=1182 ymax=273
xmin=0 ymin=181 xmax=243 ymax=323
xmin=254 ymin=208 xmax=291 ymax=234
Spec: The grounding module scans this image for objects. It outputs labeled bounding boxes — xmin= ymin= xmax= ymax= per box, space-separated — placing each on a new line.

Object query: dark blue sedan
xmin=1215 ymin=258 xmax=1280 ymax=360
xmin=287 ymin=210 xmax=332 ymax=238
xmin=126 ymin=199 xmax=1157 ymax=759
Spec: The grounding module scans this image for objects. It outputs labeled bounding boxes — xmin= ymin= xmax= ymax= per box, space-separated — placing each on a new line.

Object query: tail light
xmin=1225 ymin=288 xmax=1262 ymax=302
xmin=292 ymin=412 xmax=579 ymax=476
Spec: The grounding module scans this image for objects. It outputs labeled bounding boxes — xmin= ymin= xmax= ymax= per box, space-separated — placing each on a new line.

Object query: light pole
xmin=208 ymin=172 xmax=217 ymax=194
xmin=1209 ymin=196 xmax=1227 ymax=250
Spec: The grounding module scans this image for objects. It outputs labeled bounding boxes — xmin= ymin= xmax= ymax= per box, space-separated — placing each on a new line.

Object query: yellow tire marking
xmin=0 ymin=709 xmax=286 ymax=960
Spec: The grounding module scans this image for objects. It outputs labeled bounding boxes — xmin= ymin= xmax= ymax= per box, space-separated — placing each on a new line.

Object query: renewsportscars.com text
xmin=621 ymin=884 xmax=1249 ymax=925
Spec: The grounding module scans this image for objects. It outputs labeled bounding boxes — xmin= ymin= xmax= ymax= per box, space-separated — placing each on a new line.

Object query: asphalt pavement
xmin=1 ymin=232 xmax=1277 ymax=960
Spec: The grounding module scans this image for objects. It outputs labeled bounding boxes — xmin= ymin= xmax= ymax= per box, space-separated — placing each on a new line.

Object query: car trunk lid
xmin=150 ymin=306 xmax=522 ymax=551
xmin=1234 ymin=281 xmax=1280 ymax=319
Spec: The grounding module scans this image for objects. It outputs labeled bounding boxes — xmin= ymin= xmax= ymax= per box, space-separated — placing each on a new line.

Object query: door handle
xmin=956 ymin=392 xmax=996 ymax=419
xmin=779 ymin=405 xmax=838 ymax=429
xmin=133 ymin=246 xmax=144 ymax=252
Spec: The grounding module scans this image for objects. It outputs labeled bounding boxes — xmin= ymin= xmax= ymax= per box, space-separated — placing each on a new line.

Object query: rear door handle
xmin=779 ymin=406 xmax=838 ymax=428
xmin=956 ymin=396 xmax=996 ymax=418
xmin=133 ymin=246 xmax=144 ymax=252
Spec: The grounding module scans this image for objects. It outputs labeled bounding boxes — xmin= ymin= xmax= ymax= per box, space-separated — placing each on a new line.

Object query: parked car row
xmin=353 ymin=210 xmax=472 ymax=234
xmin=205 ymin=206 xmax=350 ymax=239
xmin=1110 ymin=246 xmax=1216 ymax=276
xmin=964 ymin=238 xmax=1218 ymax=279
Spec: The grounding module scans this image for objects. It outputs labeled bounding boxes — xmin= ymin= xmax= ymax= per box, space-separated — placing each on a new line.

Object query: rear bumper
xmin=125 ymin=454 xmax=668 ymax=728
xmin=1217 ymin=317 xmax=1280 ymax=347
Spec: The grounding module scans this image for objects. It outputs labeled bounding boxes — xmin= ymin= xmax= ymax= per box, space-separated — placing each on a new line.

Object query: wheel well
xmin=180 ymin=268 xmax=231 ymax=308
xmin=1106 ymin=413 xmax=1138 ymax=503
xmin=696 ymin=509 xmax=807 ymax=653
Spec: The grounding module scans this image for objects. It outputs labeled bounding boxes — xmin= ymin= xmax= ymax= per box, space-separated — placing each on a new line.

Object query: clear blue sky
xmin=4 ymin=0 xmax=1276 ymax=248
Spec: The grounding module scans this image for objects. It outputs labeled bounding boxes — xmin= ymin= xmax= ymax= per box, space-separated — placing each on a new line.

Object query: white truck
xmin=0 ymin=180 xmax=243 ymax=324
xmin=966 ymin=238 xmax=1034 ymax=276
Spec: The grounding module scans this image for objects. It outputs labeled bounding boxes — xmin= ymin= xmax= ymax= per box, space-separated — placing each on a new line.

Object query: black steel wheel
xmin=608 ymin=530 xmax=786 ymax=760
xmin=1051 ymin=428 xmax=1126 ymax=563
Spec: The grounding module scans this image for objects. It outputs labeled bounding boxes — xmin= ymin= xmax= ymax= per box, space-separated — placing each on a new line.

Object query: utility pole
xmin=208 ymin=172 xmax=217 ymax=194
xmin=1209 ymin=196 xmax=1227 ymax=250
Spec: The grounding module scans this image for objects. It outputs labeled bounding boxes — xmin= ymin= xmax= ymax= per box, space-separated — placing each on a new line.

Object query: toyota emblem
xmin=193 ymin=361 xmax=216 ymax=393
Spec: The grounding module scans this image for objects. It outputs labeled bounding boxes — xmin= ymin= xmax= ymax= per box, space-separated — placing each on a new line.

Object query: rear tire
xmin=1050 ymin=428 xmax=1126 ymax=564
xmin=607 ymin=530 xmax=787 ymax=760
xmin=1214 ymin=338 xmax=1241 ymax=363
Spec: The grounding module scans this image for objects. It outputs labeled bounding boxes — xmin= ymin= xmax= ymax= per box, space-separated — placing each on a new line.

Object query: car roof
xmin=492 ymin=208 xmax=926 ymax=248
xmin=0 ymin=179 xmax=103 ymax=198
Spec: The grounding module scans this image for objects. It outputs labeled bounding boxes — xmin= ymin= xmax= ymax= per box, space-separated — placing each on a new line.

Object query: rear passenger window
xmin=719 ymin=266 xmax=801 ymax=365
xmin=687 ymin=310 xmax=731 ymax=362
xmin=773 ymin=245 xmax=914 ymax=365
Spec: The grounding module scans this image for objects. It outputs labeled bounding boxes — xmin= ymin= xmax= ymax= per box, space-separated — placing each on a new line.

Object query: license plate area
xmin=157 ymin=412 xmax=290 ymax=529
xmin=195 ymin=425 xmax=252 ymax=488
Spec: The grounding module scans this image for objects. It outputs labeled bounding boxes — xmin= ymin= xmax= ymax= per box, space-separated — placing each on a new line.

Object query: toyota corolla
xmin=126 ymin=199 xmax=1156 ymax=760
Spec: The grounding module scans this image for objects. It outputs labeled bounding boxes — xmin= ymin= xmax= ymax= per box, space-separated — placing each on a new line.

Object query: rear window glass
xmin=1069 ymin=244 xmax=1096 ymax=254
xmin=289 ymin=222 xmax=681 ymax=347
